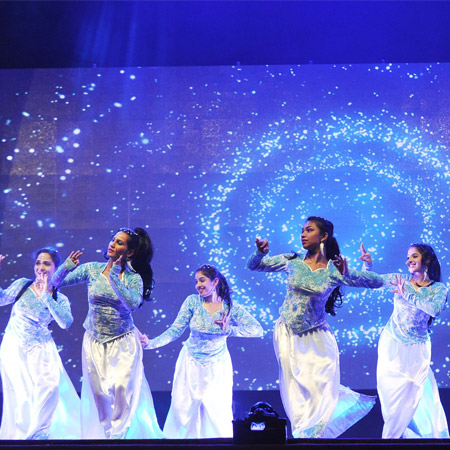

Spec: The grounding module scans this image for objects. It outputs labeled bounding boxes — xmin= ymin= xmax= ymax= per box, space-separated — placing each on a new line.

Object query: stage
xmin=0 ymin=438 xmax=449 ymax=450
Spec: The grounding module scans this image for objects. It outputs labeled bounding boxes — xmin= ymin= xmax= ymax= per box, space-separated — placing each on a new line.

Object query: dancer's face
xmin=406 ymin=246 xmax=426 ymax=275
xmin=34 ymin=252 xmax=57 ymax=280
xmin=301 ymin=220 xmax=326 ymax=251
xmin=107 ymin=232 xmax=132 ymax=261
xmin=195 ymin=271 xmax=218 ymax=299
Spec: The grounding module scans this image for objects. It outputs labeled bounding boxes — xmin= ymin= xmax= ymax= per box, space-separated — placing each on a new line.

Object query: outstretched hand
xmin=69 ymin=250 xmax=83 ymax=267
xmin=214 ymin=311 xmax=231 ymax=331
xmin=255 ymin=238 xmax=269 ymax=254
xmin=137 ymin=329 xmax=150 ymax=348
xmin=359 ymin=243 xmax=373 ymax=266
xmin=332 ymin=254 xmax=348 ymax=275
xmin=390 ymin=274 xmax=405 ymax=296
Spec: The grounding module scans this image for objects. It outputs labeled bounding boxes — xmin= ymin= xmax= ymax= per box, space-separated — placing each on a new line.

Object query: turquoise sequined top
xmin=145 ymin=294 xmax=263 ymax=364
xmin=0 ymin=278 xmax=73 ymax=348
xmin=377 ymin=273 xmax=448 ymax=345
xmin=52 ymin=259 xmax=143 ymax=343
xmin=247 ymin=250 xmax=384 ymax=334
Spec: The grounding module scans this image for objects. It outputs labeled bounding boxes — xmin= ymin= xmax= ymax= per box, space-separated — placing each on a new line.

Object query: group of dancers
xmin=0 ymin=216 xmax=447 ymax=440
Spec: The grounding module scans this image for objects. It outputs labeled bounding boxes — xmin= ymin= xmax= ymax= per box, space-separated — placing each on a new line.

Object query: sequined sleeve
xmin=40 ymin=291 xmax=74 ymax=329
xmin=109 ymin=265 xmax=142 ymax=312
xmin=0 ymin=278 xmax=30 ymax=307
xmin=338 ymin=266 xmax=384 ymax=289
xmin=401 ymin=282 xmax=448 ymax=317
xmin=247 ymin=250 xmax=291 ymax=273
xmin=228 ymin=303 xmax=263 ymax=338
xmin=51 ymin=257 xmax=90 ymax=288
xmin=144 ymin=296 xmax=193 ymax=350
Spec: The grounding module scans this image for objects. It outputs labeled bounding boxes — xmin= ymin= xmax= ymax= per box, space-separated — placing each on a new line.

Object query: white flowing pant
xmin=81 ymin=330 xmax=164 ymax=439
xmin=163 ymin=345 xmax=233 ymax=438
xmin=274 ymin=318 xmax=375 ymax=438
xmin=0 ymin=331 xmax=81 ymax=440
xmin=377 ymin=330 xmax=449 ymax=438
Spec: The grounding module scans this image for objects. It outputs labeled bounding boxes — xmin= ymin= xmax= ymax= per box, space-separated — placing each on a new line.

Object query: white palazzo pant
xmin=81 ymin=330 xmax=164 ymax=439
xmin=163 ymin=345 xmax=233 ymax=438
xmin=274 ymin=318 xmax=375 ymax=438
xmin=0 ymin=331 xmax=81 ymax=440
xmin=377 ymin=330 xmax=449 ymax=438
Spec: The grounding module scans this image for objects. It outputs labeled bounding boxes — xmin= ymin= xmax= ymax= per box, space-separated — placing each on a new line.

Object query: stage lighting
xmin=233 ymin=401 xmax=287 ymax=444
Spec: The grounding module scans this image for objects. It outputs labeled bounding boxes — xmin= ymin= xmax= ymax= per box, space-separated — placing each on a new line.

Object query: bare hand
xmin=113 ymin=254 xmax=124 ymax=267
xmin=0 ymin=254 xmax=5 ymax=269
xmin=214 ymin=311 xmax=231 ymax=331
xmin=69 ymin=250 xmax=83 ymax=267
xmin=255 ymin=238 xmax=269 ymax=254
xmin=138 ymin=330 xmax=150 ymax=347
xmin=359 ymin=243 xmax=373 ymax=266
xmin=332 ymin=254 xmax=348 ymax=275
xmin=34 ymin=272 xmax=49 ymax=296
xmin=390 ymin=274 xmax=405 ymax=295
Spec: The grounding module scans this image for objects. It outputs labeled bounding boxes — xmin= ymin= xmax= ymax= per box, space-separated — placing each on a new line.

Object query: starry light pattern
xmin=0 ymin=63 xmax=449 ymax=392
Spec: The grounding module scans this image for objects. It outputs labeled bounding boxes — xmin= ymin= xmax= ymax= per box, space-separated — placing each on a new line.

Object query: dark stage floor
xmin=0 ymin=438 xmax=450 ymax=450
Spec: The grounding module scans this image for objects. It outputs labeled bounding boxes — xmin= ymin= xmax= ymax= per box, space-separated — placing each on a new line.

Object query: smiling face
xmin=106 ymin=231 xmax=133 ymax=261
xmin=406 ymin=246 xmax=427 ymax=276
xmin=301 ymin=220 xmax=327 ymax=251
xmin=34 ymin=252 xmax=57 ymax=280
xmin=195 ymin=270 xmax=218 ymax=299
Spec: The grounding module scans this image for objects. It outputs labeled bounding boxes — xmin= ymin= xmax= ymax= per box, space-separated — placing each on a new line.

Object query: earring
xmin=126 ymin=259 xmax=136 ymax=272
xmin=320 ymin=242 xmax=326 ymax=258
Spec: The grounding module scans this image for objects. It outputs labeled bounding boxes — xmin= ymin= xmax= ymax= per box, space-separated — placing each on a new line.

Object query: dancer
xmin=247 ymin=216 xmax=384 ymax=438
xmin=140 ymin=264 xmax=263 ymax=438
xmin=52 ymin=227 xmax=163 ymax=439
xmin=0 ymin=248 xmax=81 ymax=440
xmin=360 ymin=243 xmax=449 ymax=438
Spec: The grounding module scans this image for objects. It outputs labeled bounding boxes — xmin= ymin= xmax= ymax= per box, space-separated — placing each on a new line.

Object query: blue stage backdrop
xmin=0 ymin=63 xmax=449 ymax=393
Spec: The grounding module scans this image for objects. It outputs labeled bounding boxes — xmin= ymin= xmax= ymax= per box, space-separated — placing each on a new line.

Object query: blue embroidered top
xmin=144 ymin=294 xmax=263 ymax=363
xmin=375 ymin=272 xmax=448 ymax=344
xmin=247 ymin=250 xmax=384 ymax=334
xmin=52 ymin=258 xmax=143 ymax=343
xmin=0 ymin=278 xmax=73 ymax=347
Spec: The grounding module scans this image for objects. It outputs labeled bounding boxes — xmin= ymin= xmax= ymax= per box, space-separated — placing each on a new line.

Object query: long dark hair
xmin=288 ymin=216 xmax=343 ymax=316
xmin=409 ymin=243 xmax=442 ymax=329
xmin=116 ymin=227 xmax=155 ymax=301
xmin=34 ymin=247 xmax=61 ymax=300
xmin=195 ymin=264 xmax=232 ymax=316
xmin=409 ymin=243 xmax=441 ymax=282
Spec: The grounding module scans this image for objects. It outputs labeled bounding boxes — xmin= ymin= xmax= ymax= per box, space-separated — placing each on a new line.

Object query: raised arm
xmin=247 ymin=239 xmax=290 ymax=273
xmin=51 ymin=251 xmax=87 ymax=288
xmin=144 ymin=296 xmax=193 ymax=350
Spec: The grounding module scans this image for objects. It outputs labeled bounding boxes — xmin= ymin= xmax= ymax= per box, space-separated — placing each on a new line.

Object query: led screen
xmin=0 ymin=63 xmax=449 ymax=393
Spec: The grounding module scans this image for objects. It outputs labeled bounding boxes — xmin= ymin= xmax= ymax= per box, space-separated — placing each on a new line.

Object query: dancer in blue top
xmin=141 ymin=264 xmax=263 ymax=438
xmin=360 ymin=242 xmax=448 ymax=438
xmin=0 ymin=248 xmax=80 ymax=439
xmin=247 ymin=216 xmax=384 ymax=438
xmin=52 ymin=227 xmax=163 ymax=439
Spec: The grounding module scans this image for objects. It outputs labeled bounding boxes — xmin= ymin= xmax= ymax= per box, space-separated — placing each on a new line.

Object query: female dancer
xmin=247 ymin=216 xmax=384 ymax=438
xmin=141 ymin=264 xmax=263 ymax=438
xmin=0 ymin=248 xmax=80 ymax=439
xmin=360 ymin=243 xmax=449 ymax=438
xmin=52 ymin=227 xmax=163 ymax=439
